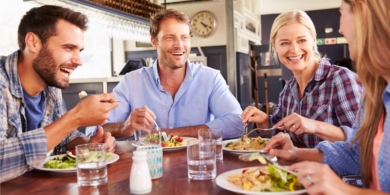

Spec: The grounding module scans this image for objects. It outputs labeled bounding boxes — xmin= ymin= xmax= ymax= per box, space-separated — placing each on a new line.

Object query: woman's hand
xmin=273 ymin=113 xmax=318 ymax=135
xmin=289 ymin=161 xmax=354 ymax=195
xmin=241 ymin=106 xmax=269 ymax=125
xmin=265 ymin=132 xmax=299 ymax=161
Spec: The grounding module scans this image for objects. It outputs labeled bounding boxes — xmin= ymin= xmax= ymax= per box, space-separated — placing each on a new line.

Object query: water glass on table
xmin=136 ymin=145 xmax=163 ymax=179
xmin=137 ymin=127 xmax=161 ymax=146
xmin=198 ymin=128 xmax=223 ymax=161
xmin=187 ymin=138 xmax=216 ymax=180
xmin=76 ymin=143 xmax=107 ymax=186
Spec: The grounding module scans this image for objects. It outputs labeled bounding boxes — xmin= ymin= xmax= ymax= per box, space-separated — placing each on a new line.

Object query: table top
xmin=0 ymin=141 xmax=306 ymax=195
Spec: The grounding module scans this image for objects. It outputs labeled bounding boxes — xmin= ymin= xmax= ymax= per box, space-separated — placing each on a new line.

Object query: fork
xmin=242 ymin=126 xmax=284 ymax=140
xmin=238 ymin=153 xmax=297 ymax=176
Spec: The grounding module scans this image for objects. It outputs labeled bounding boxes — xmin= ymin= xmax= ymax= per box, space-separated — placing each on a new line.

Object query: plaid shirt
xmin=0 ymin=51 xmax=85 ymax=183
xmin=270 ymin=59 xmax=363 ymax=148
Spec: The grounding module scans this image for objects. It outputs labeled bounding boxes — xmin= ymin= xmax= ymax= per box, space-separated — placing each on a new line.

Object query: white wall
xmin=125 ymin=0 xmax=228 ymax=52
xmin=0 ymin=0 xmax=37 ymax=56
xmin=0 ymin=0 xmax=112 ymax=79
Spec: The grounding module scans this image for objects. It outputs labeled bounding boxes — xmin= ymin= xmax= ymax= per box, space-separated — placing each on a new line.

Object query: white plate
xmin=222 ymin=138 xmax=270 ymax=155
xmin=216 ymin=166 xmax=307 ymax=195
xmin=35 ymin=153 xmax=120 ymax=173
xmin=132 ymin=137 xmax=196 ymax=152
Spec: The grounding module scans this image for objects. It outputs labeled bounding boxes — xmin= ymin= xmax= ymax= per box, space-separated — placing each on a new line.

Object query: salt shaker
xmin=130 ymin=150 xmax=152 ymax=194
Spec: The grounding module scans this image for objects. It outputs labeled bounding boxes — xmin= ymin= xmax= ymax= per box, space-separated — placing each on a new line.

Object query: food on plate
xmin=43 ymin=150 xmax=113 ymax=169
xmin=224 ymin=136 xmax=268 ymax=150
xmin=44 ymin=150 xmax=76 ymax=169
xmin=78 ymin=90 xmax=87 ymax=99
xmin=227 ymin=164 xmax=303 ymax=192
xmin=144 ymin=133 xmax=184 ymax=147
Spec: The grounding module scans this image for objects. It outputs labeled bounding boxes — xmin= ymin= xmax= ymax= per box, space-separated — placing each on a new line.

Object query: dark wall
xmin=261 ymin=8 xmax=348 ymax=64
xmin=125 ymin=46 xmax=228 ymax=81
xmin=236 ymin=52 xmax=251 ymax=109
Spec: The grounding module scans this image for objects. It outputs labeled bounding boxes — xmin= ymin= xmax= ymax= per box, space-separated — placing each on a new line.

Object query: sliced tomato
xmin=176 ymin=137 xmax=183 ymax=142
xmin=69 ymin=149 xmax=76 ymax=156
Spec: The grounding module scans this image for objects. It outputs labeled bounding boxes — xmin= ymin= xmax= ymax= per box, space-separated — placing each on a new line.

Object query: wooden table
xmin=0 ymin=141 xmax=305 ymax=195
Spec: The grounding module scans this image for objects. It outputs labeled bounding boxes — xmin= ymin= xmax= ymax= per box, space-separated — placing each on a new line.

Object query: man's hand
xmin=116 ymin=106 xmax=156 ymax=138
xmin=70 ymin=93 xmax=119 ymax=127
xmin=89 ymin=126 xmax=115 ymax=152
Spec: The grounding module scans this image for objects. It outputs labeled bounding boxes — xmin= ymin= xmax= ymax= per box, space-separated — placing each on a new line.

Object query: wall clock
xmin=191 ymin=11 xmax=217 ymax=38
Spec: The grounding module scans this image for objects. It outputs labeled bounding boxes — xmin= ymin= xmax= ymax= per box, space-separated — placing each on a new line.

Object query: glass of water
xmin=187 ymin=138 xmax=216 ymax=180
xmin=76 ymin=143 xmax=107 ymax=186
xmin=198 ymin=128 xmax=223 ymax=161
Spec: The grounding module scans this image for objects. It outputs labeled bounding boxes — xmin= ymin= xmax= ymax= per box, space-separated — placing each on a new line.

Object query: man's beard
xmin=32 ymin=46 xmax=70 ymax=89
xmin=158 ymin=50 xmax=188 ymax=70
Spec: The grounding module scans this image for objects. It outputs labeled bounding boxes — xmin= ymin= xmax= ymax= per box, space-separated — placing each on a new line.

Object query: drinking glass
xmin=187 ymin=139 xmax=216 ymax=180
xmin=137 ymin=127 xmax=161 ymax=146
xmin=198 ymin=128 xmax=223 ymax=161
xmin=76 ymin=143 xmax=107 ymax=186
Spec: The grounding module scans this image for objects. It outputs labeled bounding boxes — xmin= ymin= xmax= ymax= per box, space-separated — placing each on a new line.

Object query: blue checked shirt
xmin=316 ymin=82 xmax=390 ymax=191
xmin=106 ymin=59 xmax=244 ymax=139
xmin=270 ymin=59 xmax=363 ymax=148
xmin=0 ymin=51 xmax=85 ymax=183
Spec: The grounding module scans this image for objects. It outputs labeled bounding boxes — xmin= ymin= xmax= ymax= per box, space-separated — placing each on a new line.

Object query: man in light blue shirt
xmin=101 ymin=9 xmax=244 ymax=139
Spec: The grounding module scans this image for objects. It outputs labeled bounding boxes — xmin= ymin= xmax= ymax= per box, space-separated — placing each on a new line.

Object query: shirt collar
xmin=312 ymin=58 xmax=331 ymax=82
xmin=151 ymin=59 xmax=193 ymax=84
xmin=4 ymin=51 xmax=23 ymax=98
xmin=4 ymin=50 xmax=51 ymax=100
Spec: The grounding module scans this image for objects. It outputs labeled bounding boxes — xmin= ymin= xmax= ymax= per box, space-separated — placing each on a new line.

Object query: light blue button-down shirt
xmin=105 ymin=60 xmax=244 ymax=139
xmin=316 ymin=82 xmax=390 ymax=191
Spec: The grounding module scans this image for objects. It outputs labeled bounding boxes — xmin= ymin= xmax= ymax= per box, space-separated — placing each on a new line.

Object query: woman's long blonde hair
xmin=346 ymin=0 xmax=390 ymax=186
xmin=269 ymin=10 xmax=322 ymax=65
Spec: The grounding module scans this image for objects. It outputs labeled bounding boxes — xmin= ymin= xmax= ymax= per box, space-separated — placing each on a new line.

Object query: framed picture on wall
xmin=245 ymin=16 xmax=257 ymax=35
xmin=237 ymin=34 xmax=249 ymax=53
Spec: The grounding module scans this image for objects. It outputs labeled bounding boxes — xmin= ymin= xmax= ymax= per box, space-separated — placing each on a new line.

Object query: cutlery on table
xmin=241 ymin=126 xmax=284 ymax=141
xmin=238 ymin=152 xmax=297 ymax=176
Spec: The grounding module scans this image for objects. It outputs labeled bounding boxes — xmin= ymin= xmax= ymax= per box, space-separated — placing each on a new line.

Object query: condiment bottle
xmin=130 ymin=150 xmax=152 ymax=194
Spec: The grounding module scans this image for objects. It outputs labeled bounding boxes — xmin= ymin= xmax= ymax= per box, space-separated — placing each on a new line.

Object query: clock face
xmin=191 ymin=11 xmax=217 ymax=37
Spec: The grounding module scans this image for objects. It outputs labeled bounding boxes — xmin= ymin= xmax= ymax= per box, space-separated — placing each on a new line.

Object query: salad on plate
xmin=144 ymin=133 xmax=184 ymax=147
xmin=227 ymin=164 xmax=303 ymax=192
xmin=43 ymin=150 xmax=113 ymax=169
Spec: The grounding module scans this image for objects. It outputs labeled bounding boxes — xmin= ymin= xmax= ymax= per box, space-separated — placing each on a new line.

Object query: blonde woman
xmin=242 ymin=10 xmax=362 ymax=148
xmin=265 ymin=0 xmax=390 ymax=193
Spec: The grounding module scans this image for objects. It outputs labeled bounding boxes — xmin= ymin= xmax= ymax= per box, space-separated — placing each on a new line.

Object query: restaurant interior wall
xmin=256 ymin=8 xmax=349 ymax=106
xmin=0 ymin=0 xmax=113 ymax=79
xmin=261 ymin=8 xmax=349 ymax=77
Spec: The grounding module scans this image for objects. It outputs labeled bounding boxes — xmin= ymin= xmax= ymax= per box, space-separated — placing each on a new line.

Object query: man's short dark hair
xmin=149 ymin=8 xmax=192 ymax=38
xmin=18 ymin=5 xmax=88 ymax=50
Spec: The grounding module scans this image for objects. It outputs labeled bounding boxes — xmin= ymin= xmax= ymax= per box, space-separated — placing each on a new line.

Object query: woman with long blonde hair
xmin=265 ymin=0 xmax=390 ymax=193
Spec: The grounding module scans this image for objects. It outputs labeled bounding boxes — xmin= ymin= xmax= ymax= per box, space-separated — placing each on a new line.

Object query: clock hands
xmin=200 ymin=21 xmax=212 ymax=29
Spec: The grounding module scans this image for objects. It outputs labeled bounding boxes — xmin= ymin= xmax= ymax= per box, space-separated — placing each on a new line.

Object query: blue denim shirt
xmin=105 ymin=60 xmax=244 ymax=139
xmin=316 ymin=83 xmax=390 ymax=191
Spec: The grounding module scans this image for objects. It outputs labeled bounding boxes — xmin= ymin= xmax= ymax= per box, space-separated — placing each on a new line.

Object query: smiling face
xmin=272 ymin=22 xmax=316 ymax=72
xmin=33 ymin=19 xmax=84 ymax=89
xmin=151 ymin=17 xmax=191 ymax=70
xmin=339 ymin=1 xmax=357 ymax=60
